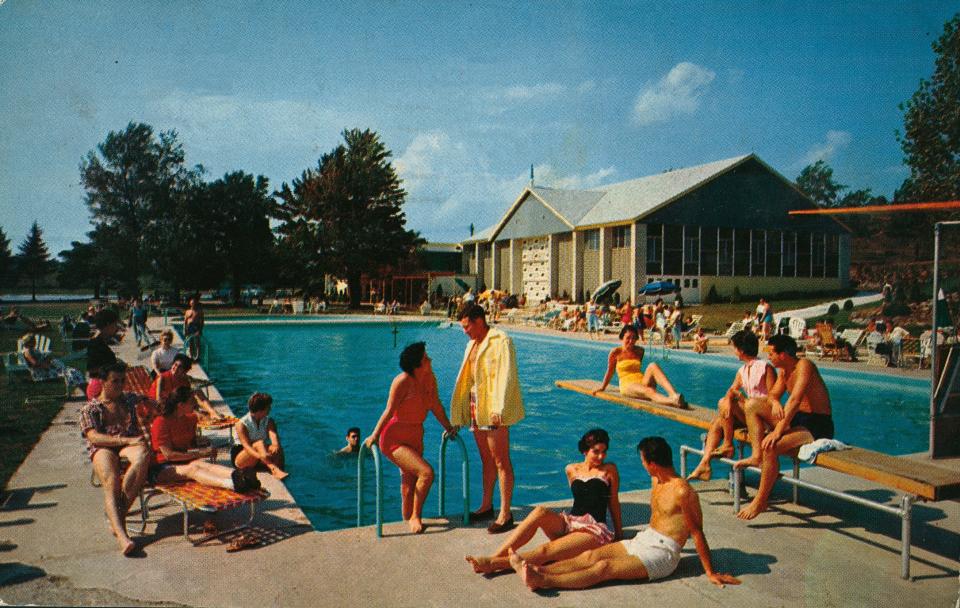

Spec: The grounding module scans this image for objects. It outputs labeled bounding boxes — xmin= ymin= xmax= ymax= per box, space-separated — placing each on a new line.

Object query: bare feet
xmin=507 ymin=547 xmax=524 ymax=573
xmin=712 ymin=444 xmax=735 ymax=458
xmin=686 ymin=463 xmax=712 ymax=481
xmin=118 ymin=536 xmax=136 ymax=556
xmin=465 ymin=555 xmax=495 ymax=574
xmin=407 ymin=517 xmax=424 ymax=534
xmin=732 ymin=456 xmax=760 ymax=470
xmin=736 ymin=499 xmax=768 ymax=520
xmin=269 ymin=465 xmax=289 ymax=480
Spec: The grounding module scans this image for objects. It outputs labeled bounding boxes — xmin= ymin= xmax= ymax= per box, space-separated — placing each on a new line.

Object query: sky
xmin=0 ymin=1 xmax=956 ymax=258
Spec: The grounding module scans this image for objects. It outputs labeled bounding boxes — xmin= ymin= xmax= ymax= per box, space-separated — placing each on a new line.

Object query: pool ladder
xmin=357 ymin=433 xmax=470 ymax=537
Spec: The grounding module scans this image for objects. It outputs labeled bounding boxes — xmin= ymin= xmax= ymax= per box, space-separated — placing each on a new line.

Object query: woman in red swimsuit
xmin=366 ymin=342 xmax=458 ymax=534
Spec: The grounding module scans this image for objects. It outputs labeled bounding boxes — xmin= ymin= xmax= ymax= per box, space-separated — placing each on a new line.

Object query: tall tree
xmin=274 ymin=128 xmax=423 ymax=308
xmin=795 ymin=160 xmax=846 ymax=207
xmin=203 ymin=172 xmax=276 ymax=305
xmin=80 ymin=122 xmax=199 ymax=295
xmin=16 ymin=221 xmax=55 ymax=301
xmin=0 ymin=227 xmax=12 ymax=288
xmin=896 ymin=12 xmax=960 ymax=203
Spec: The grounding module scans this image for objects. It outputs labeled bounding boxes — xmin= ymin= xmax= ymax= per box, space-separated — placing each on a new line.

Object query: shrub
xmin=730 ymin=286 xmax=742 ymax=304
xmin=827 ymin=303 xmax=840 ymax=315
xmin=703 ymin=285 xmax=719 ymax=305
xmin=842 ymin=299 xmax=854 ymax=311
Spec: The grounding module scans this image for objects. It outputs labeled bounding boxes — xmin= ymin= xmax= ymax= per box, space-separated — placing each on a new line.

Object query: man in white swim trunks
xmin=509 ymin=436 xmax=739 ymax=591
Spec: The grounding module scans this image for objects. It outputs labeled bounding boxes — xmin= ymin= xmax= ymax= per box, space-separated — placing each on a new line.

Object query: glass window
xmin=825 ymin=234 xmax=840 ymax=278
xmin=612 ymin=225 xmax=631 ymax=248
xmin=734 ymin=229 xmax=750 ymax=276
xmin=683 ymin=227 xmax=700 ymax=275
xmin=750 ymin=230 xmax=766 ymax=276
xmin=765 ymin=230 xmax=781 ymax=277
xmin=812 ymin=233 xmax=825 ymax=277
xmin=584 ymin=229 xmax=600 ymax=251
xmin=663 ymin=225 xmax=683 ymax=275
xmin=718 ymin=228 xmax=733 ymax=275
xmin=701 ymin=227 xmax=718 ymax=276
xmin=782 ymin=232 xmax=797 ymax=277
xmin=692 ymin=278 xmax=698 ymax=288
xmin=645 ymin=224 xmax=662 ymax=275
xmin=796 ymin=232 xmax=811 ymax=277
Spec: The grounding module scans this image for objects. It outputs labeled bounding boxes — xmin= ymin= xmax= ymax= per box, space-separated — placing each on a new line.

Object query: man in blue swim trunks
xmin=736 ymin=334 xmax=834 ymax=520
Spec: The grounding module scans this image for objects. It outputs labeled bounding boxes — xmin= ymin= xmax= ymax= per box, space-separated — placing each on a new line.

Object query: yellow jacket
xmin=450 ymin=328 xmax=525 ymax=427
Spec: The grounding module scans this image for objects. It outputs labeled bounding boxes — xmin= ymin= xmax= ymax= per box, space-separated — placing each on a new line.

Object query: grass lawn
xmin=0 ymin=302 xmax=88 ymax=491
xmin=686 ymin=297 xmax=859 ymax=333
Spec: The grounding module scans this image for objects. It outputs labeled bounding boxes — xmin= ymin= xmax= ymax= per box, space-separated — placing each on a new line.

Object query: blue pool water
xmin=203 ymin=321 xmax=931 ymax=532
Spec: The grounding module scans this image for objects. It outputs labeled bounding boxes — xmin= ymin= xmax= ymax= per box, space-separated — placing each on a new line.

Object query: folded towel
xmin=798 ymin=438 xmax=850 ymax=464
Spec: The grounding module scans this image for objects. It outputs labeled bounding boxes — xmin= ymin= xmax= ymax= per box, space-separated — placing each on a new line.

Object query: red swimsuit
xmin=379 ymin=388 xmax=428 ymax=462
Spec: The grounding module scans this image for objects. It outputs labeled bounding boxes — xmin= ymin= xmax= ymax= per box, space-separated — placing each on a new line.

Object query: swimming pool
xmin=203 ymin=321 xmax=931 ymax=532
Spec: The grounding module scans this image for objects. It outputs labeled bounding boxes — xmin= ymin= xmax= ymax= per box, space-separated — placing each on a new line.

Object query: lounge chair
xmin=723 ymin=320 xmax=744 ymax=343
xmin=839 ymin=329 xmax=864 ymax=359
xmin=682 ymin=314 xmax=703 ymax=340
xmin=142 ymin=480 xmax=269 ymax=545
xmin=788 ymin=317 xmax=807 ymax=340
xmin=816 ymin=323 xmax=850 ymax=361
xmin=865 ymin=331 xmax=886 ymax=366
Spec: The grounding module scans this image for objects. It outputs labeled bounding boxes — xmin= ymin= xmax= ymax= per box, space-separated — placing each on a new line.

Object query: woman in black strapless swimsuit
xmin=465 ymin=428 xmax=623 ymax=575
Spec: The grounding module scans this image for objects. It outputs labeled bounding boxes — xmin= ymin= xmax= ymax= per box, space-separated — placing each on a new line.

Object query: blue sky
xmin=1 ymin=1 xmax=955 ymax=257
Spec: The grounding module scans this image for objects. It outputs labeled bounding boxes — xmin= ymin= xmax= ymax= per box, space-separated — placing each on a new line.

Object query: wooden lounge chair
xmin=816 ymin=323 xmax=847 ymax=361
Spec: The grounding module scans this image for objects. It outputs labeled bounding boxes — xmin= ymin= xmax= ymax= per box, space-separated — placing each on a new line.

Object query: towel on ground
xmin=798 ymin=438 xmax=850 ymax=463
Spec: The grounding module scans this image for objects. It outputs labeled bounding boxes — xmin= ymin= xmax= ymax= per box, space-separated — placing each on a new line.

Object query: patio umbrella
xmin=638 ymin=281 xmax=680 ymax=296
xmin=592 ymin=279 xmax=622 ymax=302
xmin=454 ymin=278 xmax=470 ymax=291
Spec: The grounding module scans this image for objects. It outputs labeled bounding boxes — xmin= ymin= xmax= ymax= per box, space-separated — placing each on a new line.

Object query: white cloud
xmin=395 ymin=131 xmax=616 ymax=242
xmin=576 ymin=80 xmax=596 ymax=94
xmin=632 ymin=62 xmax=716 ymax=126
xmin=799 ymin=130 xmax=852 ymax=166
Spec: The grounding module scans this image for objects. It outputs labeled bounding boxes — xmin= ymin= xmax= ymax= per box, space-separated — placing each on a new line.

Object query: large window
xmin=812 ymin=233 xmax=825 ymax=277
xmin=663 ymin=225 xmax=683 ymax=275
xmin=796 ymin=232 xmax=811 ymax=277
xmin=825 ymin=234 xmax=840 ymax=278
xmin=734 ymin=229 xmax=750 ymax=276
xmin=718 ymin=228 xmax=734 ymax=275
xmin=683 ymin=227 xmax=700 ymax=275
xmin=646 ymin=223 xmax=662 ymax=275
xmin=750 ymin=230 xmax=766 ymax=276
xmin=584 ymin=229 xmax=600 ymax=251
xmin=611 ymin=225 xmax=631 ymax=248
xmin=765 ymin=230 xmax=781 ymax=277
xmin=701 ymin=228 xmax=718 ymax=276
xmin=782 ymin=232 xmax=797 ymax=277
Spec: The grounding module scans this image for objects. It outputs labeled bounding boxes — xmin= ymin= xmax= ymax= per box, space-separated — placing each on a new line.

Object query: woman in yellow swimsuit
xmin=592 ymin=325 xmax=687 ymax=408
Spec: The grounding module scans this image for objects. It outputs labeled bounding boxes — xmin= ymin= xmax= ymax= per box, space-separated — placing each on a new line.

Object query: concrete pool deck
xmin=1 ymin=317 xmax=957 ymax=606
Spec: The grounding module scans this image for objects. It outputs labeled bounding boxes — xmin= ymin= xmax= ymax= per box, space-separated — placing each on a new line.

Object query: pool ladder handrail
xmin=356 ymin=433 xmax=470 ymax=537
xmin=357 ymin=443 xmax=385 ymax=537
xmin=438 ymin=431 xmax=470 ymax=524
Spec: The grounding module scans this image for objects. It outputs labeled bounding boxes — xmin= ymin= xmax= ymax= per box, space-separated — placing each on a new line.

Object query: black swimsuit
xmin=570 ymin=477 xmax=610 ymax=523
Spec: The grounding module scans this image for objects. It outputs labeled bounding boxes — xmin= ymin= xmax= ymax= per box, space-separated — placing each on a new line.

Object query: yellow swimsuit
xmin=616 ymin=358 xmax=645 ymax=391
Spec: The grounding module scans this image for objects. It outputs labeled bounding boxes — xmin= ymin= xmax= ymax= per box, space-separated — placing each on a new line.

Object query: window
xmin=734 ymin=229 xmax=750 ymax=276
xmin=645 ymin=224 xmax=662 ymax=275
xmin=611 ymin=225 xmax=631 ymax=248
xmin=796 ymin=232 xmax=811 ymax=277
xmin=683 ymin=227 xmax=699 ymax=275
xmin=584 ymin=229 xmax=600 ymax=251
xmin=765 ymin=230 xmax=781 ymax=277
xmin=750 ymin=230 xmax=766 ymax=276
xmin=701 ymin=228 xmax=718 ymax=276
xmin=825 ymin=234 xmax=840 ymax=278
xmin=718 ymin=228 xmax=733 ymax=275
xmin=812 ymin=233 xmax=825 ymax=277
xmin=663 ymin=225 xmax=683 ymax=275
xmin=782 ymin=232 xmax=797 ymax=277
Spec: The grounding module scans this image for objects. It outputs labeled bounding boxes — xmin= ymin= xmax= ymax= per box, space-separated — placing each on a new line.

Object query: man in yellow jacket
xmin=451 ymin=304 xmax=525 ymax=533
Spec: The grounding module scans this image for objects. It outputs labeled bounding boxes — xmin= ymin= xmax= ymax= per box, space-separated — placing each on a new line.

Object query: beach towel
xmin=798 ymin=438 xmax=850 ymax=464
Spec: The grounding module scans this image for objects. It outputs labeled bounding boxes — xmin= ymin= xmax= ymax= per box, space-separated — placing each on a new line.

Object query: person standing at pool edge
xmin=452 ymin=304 xmax=525 ymax=533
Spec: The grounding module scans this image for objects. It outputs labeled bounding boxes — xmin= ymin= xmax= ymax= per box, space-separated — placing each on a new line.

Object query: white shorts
xmin=622 ymin=527 xmax=682 ymax=581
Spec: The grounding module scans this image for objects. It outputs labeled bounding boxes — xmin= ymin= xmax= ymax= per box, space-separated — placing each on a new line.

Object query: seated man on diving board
xmin=734 ymin=334 xmax=834 ymax=520
xmin=509 ymin=436 xmax=739 ymax=591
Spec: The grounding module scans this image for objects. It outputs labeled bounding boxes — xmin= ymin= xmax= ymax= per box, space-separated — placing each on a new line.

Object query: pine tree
xmin=17 ymin=221 xmax=55 ymax=301
xmin=0 ymin=227 xmax=12 ymax=288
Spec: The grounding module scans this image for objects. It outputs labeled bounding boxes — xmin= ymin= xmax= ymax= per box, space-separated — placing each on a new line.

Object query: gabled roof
xmin=577 ymin=154 xmax=752 ymax=227
xmin=529 ymin=187 xmax=606 ymax=226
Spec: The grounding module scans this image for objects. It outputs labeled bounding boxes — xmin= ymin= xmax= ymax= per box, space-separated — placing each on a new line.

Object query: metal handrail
xmin=356 ymin=443 xmax=384 ymax=537
xmin=438 ymin=432 xmax=470 ymax=524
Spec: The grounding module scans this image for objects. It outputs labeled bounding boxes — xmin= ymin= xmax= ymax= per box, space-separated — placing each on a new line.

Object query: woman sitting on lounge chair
xmin=466 ymin=428 xmax=622 ymax=575
xmin=150 ymin=387 xmax=260 ymax=493
xmin=592 ymin=325 xmax=686 ymax=408
xmin=20 ymin=333 xmax=86 ymax=391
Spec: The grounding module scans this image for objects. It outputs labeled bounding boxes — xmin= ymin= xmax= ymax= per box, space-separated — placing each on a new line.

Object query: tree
xmin=80 ymin=122 xmax=199 ymax=296
xmin=16 ymin=221 xmax=55 ymax=301
xmin=795 ymin=160 xmax=846 ymax=207
xmin=0 ymin=227 xmax=12 ymax=288
xmin=896 ymin=12 xmax=960 ymax=204
xmin=274 ymin=128 xmax=423 ymax=308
